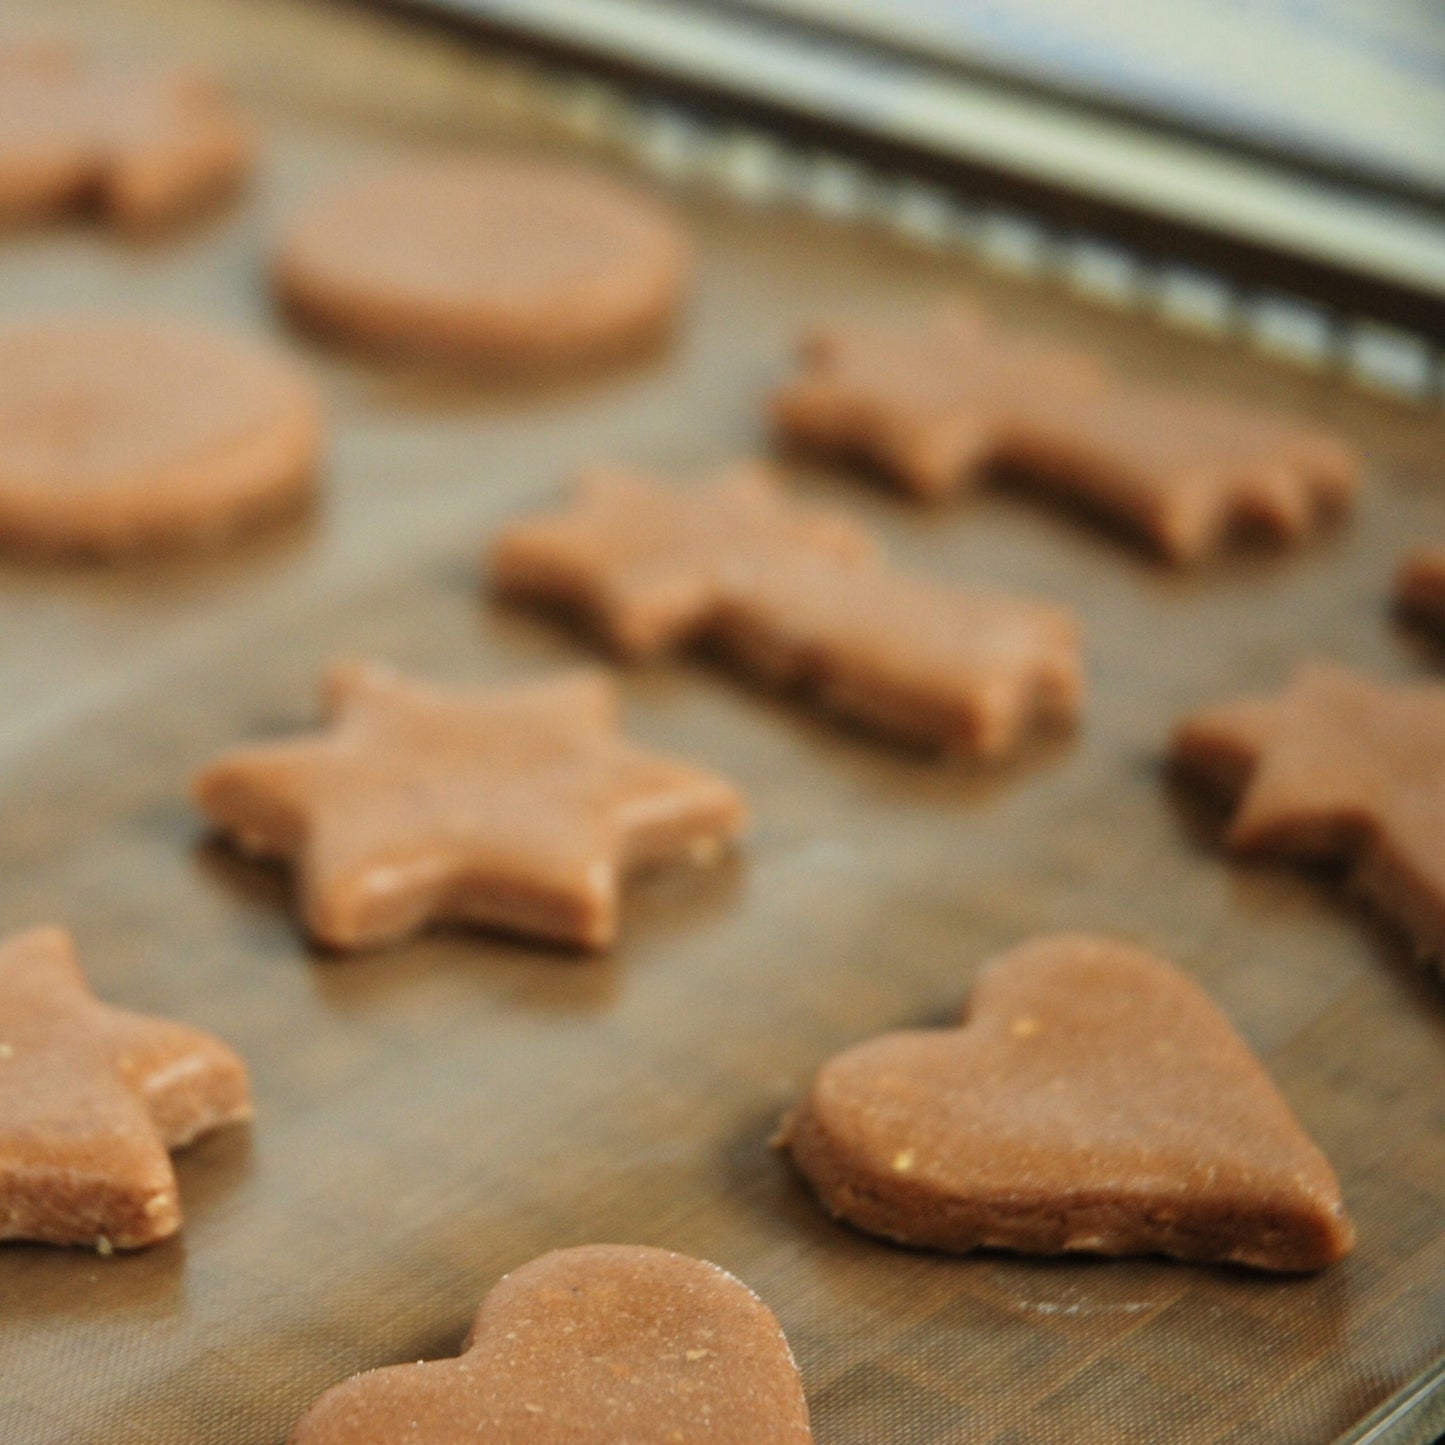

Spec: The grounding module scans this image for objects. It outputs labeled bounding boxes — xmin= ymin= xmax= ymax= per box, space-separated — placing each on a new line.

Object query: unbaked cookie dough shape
xmin=0 ymin=316 xmax=322 ymax=556
xmin=288 ymin=1245 xmax=814 ymax=1444
xmin=771 ymin=305 xmax=1359 ymax=564
xmin=194 ymin=661 xmax=746 ymax=952
xmin=490 ymin=463 xmax=1083 ymax=758
xmin=273 ymin=157 xmax=692 ymax=366
xmin=780 ymin=932 xmax=1353 ymax=1271
xmin=1172 ymin=660 xmax=1445 ymax=965
xmin=0 ymin=43 xmax=252 ymax=228
xmin=0 ymin=925 xmax=251 ymax=1251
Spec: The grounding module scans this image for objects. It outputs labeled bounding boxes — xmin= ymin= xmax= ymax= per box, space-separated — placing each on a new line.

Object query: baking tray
xmin=1 ymin=2 xmax=1443 ymax=1441
xmin=379 ymin=0 xmax=1445 ymax=347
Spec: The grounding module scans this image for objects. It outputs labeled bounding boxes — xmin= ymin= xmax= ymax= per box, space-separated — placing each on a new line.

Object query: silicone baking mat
xmin=1 ymin=2 xmax=1443 ymax=1441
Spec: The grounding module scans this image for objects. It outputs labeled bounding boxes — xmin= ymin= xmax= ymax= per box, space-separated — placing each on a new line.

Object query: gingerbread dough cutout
xmin=289 ymin=1245 xmax=812 ymax=1444
xmin=195 ymin=662 xmax=747 ymax=952
xmin=0 ymin=44 xmax=252 ymax=228
xmin=491 ymin=463 xmax=878 ymax=658
xmin=1395 ymin=546 xmax=1445 ymax=638
xmin=274 ymin=157 xmax=691 ymax=365
xmin=490 ymin=464 xmax=1082 ymax=757
xmin=711 ymin=556 xmax=1081 ymax=758
xmin=0 ymin=925 xmax=251 ymax=1251
xmin=771 ymin=305 xmax=1359 ymax=563
xmin=0 ymin=316 xmax=322 ymax=556
xmin=1172 ymin=661 xmax=1445 ymax=965
xmin=771 ymin=305 xmax=1100 ymax=502
xmin=780 ymin=932 xmax=1353 ymax=1271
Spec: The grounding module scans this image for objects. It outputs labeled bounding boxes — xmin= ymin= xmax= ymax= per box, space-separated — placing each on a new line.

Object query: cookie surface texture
xmin=782 ymin=932 xmax=1353 ymax=1270
xmin=289 ymin=1244 xmax=813 ymax=1444
xmin=0 ymin=45 xmax=252 ymax=227
xmin=1173 ymin=660 xmax=1445 ymax=963
xmin=0 ymin=316 xmax=322 ymax=555
xmin=194 ymin=662 xmax=747 ymax=951
xmin=771 ymin=304 xmax=1357 ymax=562
xmin=274 ymin=157 xmax=692 ymax=364
xmin=0 ymin=925 xmax=251 ymax=1250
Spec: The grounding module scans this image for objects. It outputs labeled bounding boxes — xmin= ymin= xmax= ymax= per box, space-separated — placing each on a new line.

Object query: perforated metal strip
xmin=382 ymin=0 xmax=1445 ymax=404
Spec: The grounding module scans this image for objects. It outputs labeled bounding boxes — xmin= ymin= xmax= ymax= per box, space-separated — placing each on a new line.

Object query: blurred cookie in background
xmin=0 ymin=41 xmax=253 ymax=229
xmin=0 ymin=316 xmax=322 ymax=557
xmin=273 ymin=156 xmax=692 ymax=370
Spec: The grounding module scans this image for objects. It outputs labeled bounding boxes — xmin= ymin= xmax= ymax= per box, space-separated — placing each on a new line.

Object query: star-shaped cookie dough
xmin=770 ymin=305 xmax=1359 ymax=563
xmin=0 ymin=925 xmax=251 ymax=1250
xmin=1172 ymin=661 xmax=1445 ymax=963
xmin=0 ymin=44 xmax=252 ymax=228
xmin=770 ymin=305 xmax=1100 ymax=502
xmin=490 ymin=463 xmax=1083 ymax=757
xmin=490 ymin=462 xmax=877 ymax=659
xmin=194 ymin=662 xmax=747 ymax=951
xmin=1007 ymin=384 xmax=1360 ymax=563
xmin=711 ymin=554 xmax=1081 ymax=757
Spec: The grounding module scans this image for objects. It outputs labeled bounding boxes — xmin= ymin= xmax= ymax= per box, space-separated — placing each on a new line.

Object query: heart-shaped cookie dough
xmin=289 ymin=1245 xmax=814 ymax=1443
xmin=781 ymin=933 xmax=1353 ymax=1271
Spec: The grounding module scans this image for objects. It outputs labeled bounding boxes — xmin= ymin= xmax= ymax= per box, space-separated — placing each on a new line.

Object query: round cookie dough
xmin=273 ymin=157 xmax=692 ymax=365
xmin=0 ymin=317 xmax=322 ymax=556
